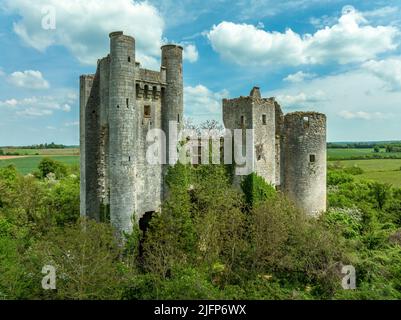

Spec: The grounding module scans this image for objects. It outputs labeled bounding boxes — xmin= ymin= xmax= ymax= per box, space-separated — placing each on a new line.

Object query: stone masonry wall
xmin=108 ymin=32 xmax=137 ymax=234
xmin=79 ymin=74 xmax=94 ymax=217
xmin=282 ymin=112 xmax=327 ymax=216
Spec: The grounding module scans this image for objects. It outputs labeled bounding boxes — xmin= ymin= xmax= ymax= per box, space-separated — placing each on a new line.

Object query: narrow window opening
xmin=240 ymin=116 xmax=245 ymax=126
xmin=152 ymin=86 xmax=157 ymax=99
xmin=256 ymin=144 xmax=263 ymax=161
xmin=117 ymin=105 xmax=119 ymax=109
xmin=144 ymin=105 xmax=151 ymax=118
xmin=303 ymin=116 xmax=310 ymax=128
xmin=126 ymin=98 xmax=129 ymax=108
xmin=262 ymin=114 xmax=267 ymax=125
xmin=309 ymin=154 xmax=316 ymax=163
xmin=198 ymin=145 xmax=202 ymax=165
xmin=144 ymin=85 xmax=149 ymax=99
xmin=136 ymin=84 xmax=140 ymax=98
xmin=161 ymin=87 xmax=165 ymax=101
xmin=128 ymin=56 xmax=131 ymax=62
xmin=177 ymin=114 xmax=180 ymax=123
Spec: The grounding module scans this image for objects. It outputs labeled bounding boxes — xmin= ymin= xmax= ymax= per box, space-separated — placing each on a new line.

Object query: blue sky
xmin=0 ymin=0 xmax=401 ymax=145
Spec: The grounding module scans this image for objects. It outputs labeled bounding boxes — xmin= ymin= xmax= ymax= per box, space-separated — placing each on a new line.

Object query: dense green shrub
xmin=328 ymin=170 xmax=354 ymax=185
xmin=1 ymin=160 xmax=401 ymax=300
xmin=241 ymin=173 xmax=276 ymax=208
xmin=344 ymin=166 xmax=364 ymax=175
xmin=25 ymin=219 xmax=127 ymax=300
xmin=37 ymin=158 xmax=68 ymax=179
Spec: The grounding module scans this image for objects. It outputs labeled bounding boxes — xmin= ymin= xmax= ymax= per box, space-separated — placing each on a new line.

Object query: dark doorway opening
xmin=138 ymin=211 xmax=155 ymax=258
xmin=139 ymin=211 xmax=154 ymax=233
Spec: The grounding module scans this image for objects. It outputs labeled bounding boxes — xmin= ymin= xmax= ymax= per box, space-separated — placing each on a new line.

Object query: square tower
xmin=222 ymin=87 xmax=277 ymax=186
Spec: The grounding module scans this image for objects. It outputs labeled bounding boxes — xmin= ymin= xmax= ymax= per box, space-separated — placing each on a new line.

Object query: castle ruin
xmin=223 ymin=89 xmax=327 ymax=216
xmin=80 ymin=32 xmax=327 ymax=234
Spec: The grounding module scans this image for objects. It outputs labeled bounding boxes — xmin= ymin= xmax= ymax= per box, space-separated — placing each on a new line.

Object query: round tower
xmin=282 ymin=112 xmax=326 ymax=217
xmin=161 ymin=44 xmax=183 ymax=164
xmin=108 ymin=31 xmax=136 ymax=234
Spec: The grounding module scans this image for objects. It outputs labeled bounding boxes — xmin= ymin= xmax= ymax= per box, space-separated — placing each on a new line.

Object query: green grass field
xmin=330 ymin=159 xmax=401 ymax=187
xmin=0 ymin=156 xmax=80 ymax=175
xmin=327 ymin=148 xmax=401 ymax=160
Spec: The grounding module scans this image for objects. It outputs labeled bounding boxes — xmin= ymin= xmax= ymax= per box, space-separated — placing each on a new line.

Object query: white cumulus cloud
xmin=0 ymin=92 xmax=76 ymax=117
xmin=362 ymin=58 xmax=401 ymax=91
xmin=184 ymin=85 xmax=229 ymax=121
xmin=207 ymin=7 xmax=399 ymax=66
xmin=283 ymin=71 xmax=316 ymax=83
xmin=18 ymin=108 xmax=53 ymax=117
xmin=269 ymin=68 xmax=401 ymax=141
xmin=8 ymin=70 xmax=50 ymax=89
xmin=338 ymin=110 xmax=387 ymax=120
xmin=64 ymin=121 xmax=79 ymax=127
xmin=276 ymin=91 xmax=326 ymax=108
xmin=4 ymin=0 xmax=165 ymax=68
xmin=183 ymin=44 xmax=199 ymax=63
xmin=0 ymin=99 xmax=19 ymax=107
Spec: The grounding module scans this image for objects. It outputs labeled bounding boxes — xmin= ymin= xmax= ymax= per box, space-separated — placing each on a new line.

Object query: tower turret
xmin=282 ymin=112 xmax=327 ymax=216
xmin=108 ymin=31 xmax=137 ymax=234
xmin=161 ymin=44 xmax=183 ymax=164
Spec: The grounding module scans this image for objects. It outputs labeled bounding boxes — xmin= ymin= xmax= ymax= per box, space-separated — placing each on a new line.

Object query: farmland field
xmin=0 ymin=147 xmax=79 ymax=156
xmin=329 ymin=159 xmax=401 ymax=187
xmin=0 ymin=155 xmax=80 ymax=175
xmin=327 ymin=148 xmax=401 ymax=160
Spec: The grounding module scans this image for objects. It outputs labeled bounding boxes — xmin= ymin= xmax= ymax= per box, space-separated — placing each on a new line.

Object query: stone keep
xmin=80 ymin=31 xmax=183 ymax=234
xmin=223 ymin=87 xmax=327 ymax=217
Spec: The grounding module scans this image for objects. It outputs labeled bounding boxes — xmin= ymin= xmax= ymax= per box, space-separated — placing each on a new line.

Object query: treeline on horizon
xmin=0 ymin=142 xmax=76 ymax=150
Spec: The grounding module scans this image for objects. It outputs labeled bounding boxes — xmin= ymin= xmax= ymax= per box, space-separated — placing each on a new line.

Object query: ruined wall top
xmin=223 ymin=87 xmax=276 ymax=106
xmin=250 ymin=86 xmax=261 ymax=99
xmin=109 ymin=31 xmax=134 ymax=42
xmin=138 ymin=68 xmax=164 ymax=84
xmin=161 ymin=44 xmax=184 ymax=50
